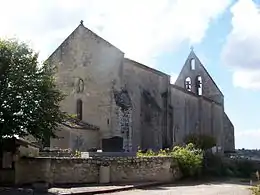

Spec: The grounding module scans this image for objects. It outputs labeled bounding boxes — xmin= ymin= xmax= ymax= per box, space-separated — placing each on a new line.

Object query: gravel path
xmin=98 ymin=182 xmax=252 ymax=195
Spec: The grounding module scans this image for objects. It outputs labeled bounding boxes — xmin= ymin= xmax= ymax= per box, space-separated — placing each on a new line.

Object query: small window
xmin=76 ymin=99 xmax=83 ymax=120
xmin=190 ymin=59 xmax=195 ymax=70
xmin=184 ymin=77 xmax=192 ymax=91
xmin=196 ymin=76 xmax=202 ymax=95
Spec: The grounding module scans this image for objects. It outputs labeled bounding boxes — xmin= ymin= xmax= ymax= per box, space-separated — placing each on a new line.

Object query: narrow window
xmin=76 ymin=99 xmax=83 ymax=120
xmin=196 ymin=76 xmax=202 ymax=95
xmin=190 ymin=59 xmax=195 ymax=70
xmin=184 ymin=77 xmax=192 ymax=91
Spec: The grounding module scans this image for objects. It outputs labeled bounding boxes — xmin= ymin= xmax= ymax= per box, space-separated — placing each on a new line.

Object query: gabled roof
xmin=62 ymin=117 xmax=99 ymax=130
xmin=46 ymin=20 xmax=124 ymax=61
xmin=124 ymin=58 xmax=169 ymax=77
xmin=176 ymin=50 xmax=224 ymax=97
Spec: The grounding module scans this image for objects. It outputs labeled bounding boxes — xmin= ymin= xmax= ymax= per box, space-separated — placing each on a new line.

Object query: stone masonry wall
xmin=48 ymin=22 xmax=125 ymax=144
xmin=170 ymin=85 xmax=224 ymax=150
xmin=122 ymin=58 xmax=170 ymax=151
xmin=110 ymin=157 xmax=180 ymax=183
xmin=175 ymin=51 xmax=224 ymax=105
xmin=223 ymin=113 xmax=235 ymax=152
xmin=14 ymin=157 xmax=181 ymax=185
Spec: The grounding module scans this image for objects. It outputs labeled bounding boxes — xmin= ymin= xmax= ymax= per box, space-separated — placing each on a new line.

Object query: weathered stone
xmin=14 ymin=156 xmax=181 ymax=185
xmin=46 ymin=21 xmax=234 ymax=154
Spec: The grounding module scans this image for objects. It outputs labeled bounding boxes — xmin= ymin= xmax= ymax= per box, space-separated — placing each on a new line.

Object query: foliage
xmin=137 ymin=143 xmax=203 ymax=178
xmin=0 ymin=39 xmax=66 ymax=145
xmin=172 ymin=143 xmax=203 ymax=177
xmin=202 ymin=152 xmax=226 ymax=177
xmin=251 ymin=172 xmax=260 ymax=195
xmin=74 ymin=150 xmax=81 ymax=157
xmin=203 ymin=152 xmax=259 ymax=179
xmin=251 ymin=185 xmax=260 ymax=195
xmin=184 ymin=133 xmax=216 ymax=150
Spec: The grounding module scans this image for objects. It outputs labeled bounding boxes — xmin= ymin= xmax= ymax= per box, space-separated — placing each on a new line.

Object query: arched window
xmin=76 ymin=99 xmax=83 ymax=120
xmin=190 ymin=59 xmax=195 ymax=70
xmin=184 ymin=77 xmax=192 ymax=91
xmin=196 ymin=76 xmax=202 ymax=95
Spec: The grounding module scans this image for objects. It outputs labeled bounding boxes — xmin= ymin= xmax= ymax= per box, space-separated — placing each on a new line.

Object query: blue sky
xmin=0 ymin=0 xmax=259 ymax=149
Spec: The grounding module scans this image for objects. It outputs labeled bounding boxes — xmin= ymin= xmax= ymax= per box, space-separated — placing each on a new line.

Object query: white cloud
xmin=221 ymin=0 xmax=260 ymax=89
xmin=0 ymin=0 xmax=231 ymax=65
xmin=233 ymin=70 xmax=260 ymax=89
xmin=235 ymin=129 xmax=260 ymax=149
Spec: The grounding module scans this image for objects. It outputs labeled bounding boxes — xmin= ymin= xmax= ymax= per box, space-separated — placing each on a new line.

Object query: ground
xmin=1 ymin=179 xmax=255 ymax=195
xmin=97 ymin=181 xmax=252 ymax=195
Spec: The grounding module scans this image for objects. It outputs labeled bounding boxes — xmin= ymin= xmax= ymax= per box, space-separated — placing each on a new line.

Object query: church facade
xmin=48 ymin=21 xmax=235 ymax=153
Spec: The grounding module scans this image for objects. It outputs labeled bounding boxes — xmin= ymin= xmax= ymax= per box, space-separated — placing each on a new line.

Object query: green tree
xmin=0 ymin=39 xmax=66 ymax=146
xmin=184 ymin=133 xmax=216 ymax=151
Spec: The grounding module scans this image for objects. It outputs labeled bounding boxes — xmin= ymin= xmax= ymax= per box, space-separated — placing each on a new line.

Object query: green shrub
xmin=136 ymin=143 xmax=203 ymax=178
xmin=184 ymin=134 xmax=216 ymax=150
xmin=251 ymin=185 xmax=260 ymax=195
xmin=172 ymin=143 xmax=203 ymax=177
xmin=202 ymin=152 xmax=259 ymax=179
xmin=74 ymin=150 xmax=81 ymax=157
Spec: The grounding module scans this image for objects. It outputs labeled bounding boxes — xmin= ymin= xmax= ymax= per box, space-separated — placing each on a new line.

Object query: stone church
xmin=48 ymin=21 xmax=235 ymax=153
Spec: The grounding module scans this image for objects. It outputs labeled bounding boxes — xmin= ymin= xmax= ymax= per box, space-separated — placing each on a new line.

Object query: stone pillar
xmin=99 ymin=165 xmax=110 ymax=184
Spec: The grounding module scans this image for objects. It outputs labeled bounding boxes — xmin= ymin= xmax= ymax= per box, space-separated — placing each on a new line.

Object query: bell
xmin=196 ymin=80 xmax=202 ymax=88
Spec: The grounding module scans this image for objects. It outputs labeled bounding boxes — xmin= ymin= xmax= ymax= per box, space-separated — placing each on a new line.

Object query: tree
xmin=0 ymin=39 xmax=66 ymax=146
xmin=184 ymin=133 xmax=216 ymax=151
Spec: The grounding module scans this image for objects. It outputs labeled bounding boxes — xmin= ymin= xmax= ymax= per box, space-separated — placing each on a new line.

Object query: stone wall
xmin=46 ymin=21 xmax=234 ymax=154
xmin=174 ymin=51 xmax=224 ymax=105
xmin=14 ymin=157 xmax=181 ymax=185
xmin=48 ymin=22 xmax=125 ymax=145
xmin=50 ymin=125 xmax=100 ymax=151
xmin=110 ymin=157 xmax=180 ymax=183
xmin=170 ymin=85 xmax=224 ymax=150
xmin=223 ymin=113 xmax=235 ymax=152
xmin=122 ymin=58 xmax=170 ymax=151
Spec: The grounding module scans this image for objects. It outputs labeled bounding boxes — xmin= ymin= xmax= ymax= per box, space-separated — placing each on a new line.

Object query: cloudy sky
xmin=1 ymin=0 xmax=260 ymax=149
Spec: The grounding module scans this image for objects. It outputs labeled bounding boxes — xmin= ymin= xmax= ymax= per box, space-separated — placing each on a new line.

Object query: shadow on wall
xmin=102 ymin=136 xmax=124 ymax=152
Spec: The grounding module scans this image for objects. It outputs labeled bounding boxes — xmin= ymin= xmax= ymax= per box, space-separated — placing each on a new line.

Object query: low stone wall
xmin=15 ymin=157 xmax=181 ymax=185
xmin=83 ymin=152 xmax=137 ymax=158
xmin=39 ymin=151 xmax=137 ymax=158
xmin=110 ymin=157 xmax=180 ymax=183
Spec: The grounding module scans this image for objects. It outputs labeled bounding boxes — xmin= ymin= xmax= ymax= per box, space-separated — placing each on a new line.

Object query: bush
xmin=172 ymin=143 xmax=203 ymax=177
xmin=136 ymin=143 xmax=203 ymax=178
xmin=251 ymin=185 xmax=260 ymax=195
xmin=202 ymin=152 xmax=226 ymax=177
xmin=184 ymin=134 xmax=216 ymax=150
xmin=203 ymin=152 xmax=259 ymax=179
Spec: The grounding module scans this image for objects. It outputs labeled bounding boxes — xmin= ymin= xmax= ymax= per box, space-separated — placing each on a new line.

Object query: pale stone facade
xmin=50 ymin=121 xmax=100 ymax=151
xmin=47 ymin=21 xmax=235 ymax=153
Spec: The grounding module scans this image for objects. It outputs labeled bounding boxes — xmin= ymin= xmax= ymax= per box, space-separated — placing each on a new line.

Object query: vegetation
xmin=137 ymin=143 xmax=203 ymax=178
xmin=203 ymin=152 xmax=259 ymax=179
xmin=251 ymin=185 xmax=260 ymax=195
xmin=250 ymin=171 xmax=260 ymax=195
xmin=0 ymin=39 xmax=66 ymax=146
xmin=184 ymin=133 xmax=216 ymax=151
